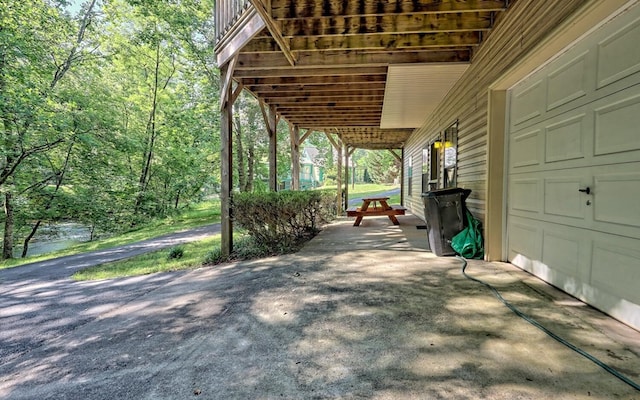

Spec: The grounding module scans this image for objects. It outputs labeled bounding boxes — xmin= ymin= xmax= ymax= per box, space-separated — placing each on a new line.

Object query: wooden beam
xmin=249 ymin=0 xmax=297 ymax=66
xmin=288 ymin=116 xmax=381 ymax=123
xmin=243 ymin=32 xmax=481 ymax=52
xmin=248 ymin=83 xmax=386 ymax=94
xmin=276 ymin=105 xmax=383 ymax=112
xmin=239 ymin=74 xmax=386 ymax=86
xmin=289 ymin=123 xmax=300 ymax=190
xmin=234 ymin=66 xmax=388 ymax=78
xmin=281 ymin=107 xmax=383 ymax=113
xmin=279 ymin=12 xmax=494 ymax=37
xmin=300 ymin=128 xmax=313 ymax=144
xmin=220 ymin=61 xmax=235 ymax=258
xmin=344 ymin=144 xmax=349 ymax=211
xmin=270 ymin=0 xmax=507 ymax=19
xmin=336 ymin=135 xmax=345 ymax=215
xmin=237 ymin=48 xmax=471 ymax=68
xmin=259 ymin=101 xmax=280 ymax=191
xmin=388 ymin=149 xmax=402 ymax=163
xmin=231 ymin=82 xmax=244 ymax=104
xmin=255 ymin=89 xmax=385 ymax=99
xmin=269 ymin=94 xmax=383 ymax=102
xmin=400 ymin=148 xmax=405 ymax=206
xmin=219 ymin=54 xmax=238 ymax=111
xmin=324 ymin=131 xmax=340 ymax=151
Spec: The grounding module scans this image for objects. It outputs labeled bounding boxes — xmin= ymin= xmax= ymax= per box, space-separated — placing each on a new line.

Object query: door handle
xmin=578 ymin=187 xmax=591 ymax=195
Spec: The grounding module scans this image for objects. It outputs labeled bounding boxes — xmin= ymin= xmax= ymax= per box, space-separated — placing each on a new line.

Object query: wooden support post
xmin=219 ymin=61 xmax=236 ymax=258
xmin=336 ymin=143 xmax=343 ymax=214
xmin=260 ymin=101 xmax=280 ymax=192
xmin=325 ymin=131 xmax=343 ymax=214
xmin=400 ymin=148 xmax=405 ymax=206
xmin=344 ymin=145 xmax=350 ymax=211
xmin=348 ymin=147 xmax=356 ymax=190
xmin=289 ymin=123 xmax=301 ymax=190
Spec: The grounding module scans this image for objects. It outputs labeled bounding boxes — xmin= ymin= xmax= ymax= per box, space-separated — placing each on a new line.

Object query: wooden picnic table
xmin=346 ymin=197 xmax=406 ymax=226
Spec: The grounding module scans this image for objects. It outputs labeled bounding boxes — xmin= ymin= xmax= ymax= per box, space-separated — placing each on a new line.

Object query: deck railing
xmin=215 ymin=0 xmax=252 ymax=44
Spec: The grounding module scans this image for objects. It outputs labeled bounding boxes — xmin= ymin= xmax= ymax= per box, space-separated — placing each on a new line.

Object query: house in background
xmin=214 ymin=0 xmax=640 ymax=331
xmin=282 ymin=145 xmax=325 ymax=190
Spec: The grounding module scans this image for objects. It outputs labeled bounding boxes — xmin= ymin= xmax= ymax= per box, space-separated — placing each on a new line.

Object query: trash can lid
xmin=421 ymin=187 xmax=471 ymax=199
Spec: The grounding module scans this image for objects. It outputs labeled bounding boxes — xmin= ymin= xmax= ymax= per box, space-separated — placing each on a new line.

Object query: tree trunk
xmin=3 ymin=191 xmax=14 ymax=260
xmin=21 ymin=139 xmax=75 ymax=257
xmin=233 ymin=101 xmax=246 ymax=191
xmin=21 ymin=220 xmax=41 ymax=258
xmin=174 ymin=190 xmax=180 ymax=209
xmin=246 ymin=146 xmax=255 ymax=192
xmin=136 ymin=40 xmax=161 ymax=208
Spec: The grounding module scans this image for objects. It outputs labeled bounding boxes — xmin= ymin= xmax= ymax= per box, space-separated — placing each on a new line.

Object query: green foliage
xmin=203 ymin=235 xmax=272 ymax=265
xmin=167 ymin=245 xmax=184 ymax=260
xmin=73 ymin=235 xmax=220 ymax=281
xmin=354 ymin=150 xmax=401 ymax=184
xmin=1 ymin=200 xmax=220 ymax=270
xmin=1 ymin=0 xmax=221 ymax=259
xmin=232 ymin=190 xmax=337 ymax=249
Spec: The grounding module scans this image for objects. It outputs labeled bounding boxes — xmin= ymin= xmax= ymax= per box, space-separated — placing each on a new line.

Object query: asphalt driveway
xmin=1 ymin=216 xmax=639 ymax=399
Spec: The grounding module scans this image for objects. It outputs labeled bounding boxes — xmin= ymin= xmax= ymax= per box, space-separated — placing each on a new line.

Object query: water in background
xmin=15 ymin=222 xmax=92 ymax=258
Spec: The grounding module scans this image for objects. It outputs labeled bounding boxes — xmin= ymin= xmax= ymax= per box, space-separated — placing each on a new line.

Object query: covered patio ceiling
xmin=225 ymin=0 xmax=511 ymax=149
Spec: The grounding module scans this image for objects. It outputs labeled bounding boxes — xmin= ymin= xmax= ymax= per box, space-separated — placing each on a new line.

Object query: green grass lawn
xmin=73 ymin=235 xmax=222 ymax=281
xmin=0 ymin=200 xmax=221 ymax=270
xmin=321 ymin=183 xmax=401 ymax=204
xmin=2 ymin=185 xmax=401 ymax=279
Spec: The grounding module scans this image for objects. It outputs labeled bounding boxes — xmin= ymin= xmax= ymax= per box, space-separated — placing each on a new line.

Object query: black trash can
xmin=421 ymin=188 xmax=471 ymax=256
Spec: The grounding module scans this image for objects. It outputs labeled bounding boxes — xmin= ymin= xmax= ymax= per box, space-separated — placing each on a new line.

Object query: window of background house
xmin=443 ymin=121 xmax=458 ymax=188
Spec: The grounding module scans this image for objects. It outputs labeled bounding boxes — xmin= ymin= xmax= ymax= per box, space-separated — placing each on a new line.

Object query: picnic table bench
xmin=346 ymin=197 xmax=406 ymax=226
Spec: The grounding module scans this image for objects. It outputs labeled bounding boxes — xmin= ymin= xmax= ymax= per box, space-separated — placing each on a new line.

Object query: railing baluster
xmin=215 ymin=0 xmax=252 ymax=44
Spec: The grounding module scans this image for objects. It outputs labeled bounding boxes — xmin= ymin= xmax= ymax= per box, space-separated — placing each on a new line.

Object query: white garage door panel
xmin=545 ymin=113 xmax=586 ymax=163
xmin=544 ymin=177 xmax=586 ymax=219
xmin=510 ymin=129 xmax=542 ymax=168
xmin=547 ymin=51 xmax=590 ymax=111
xmin=507 ymin=3 xmax=640 ymax=330
xmin=511 ymin=80 xmax=544 ymax=129
xmin=542 ymin=230 xmax=581 ymax=276
xmin=594 ymin=91 xmax=640 ymax=156
xmin=596 ymin=16 xmax=640 ymax=88
xmin=509 ymin=179 xmax=541 ymax=214
xmin=592 ymin=237 xmax=640 ymax=304
xmin=594 ymin=172 xmax=640 ymax=228
xmin=508 ymin=219 xmax=542 ymax=262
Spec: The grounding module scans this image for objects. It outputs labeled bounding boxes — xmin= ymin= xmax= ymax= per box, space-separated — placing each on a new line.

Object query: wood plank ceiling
xmin=233 ymin=0 xmax=510 ymax=149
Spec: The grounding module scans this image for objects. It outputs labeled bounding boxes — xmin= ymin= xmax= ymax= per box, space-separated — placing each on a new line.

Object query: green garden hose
xmin=459 ymin=256 xmax=640 ymax=392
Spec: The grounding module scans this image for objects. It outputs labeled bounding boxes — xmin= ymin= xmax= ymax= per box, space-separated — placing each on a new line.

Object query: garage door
xmin=506 ymin=4 xmax=640 ymax=330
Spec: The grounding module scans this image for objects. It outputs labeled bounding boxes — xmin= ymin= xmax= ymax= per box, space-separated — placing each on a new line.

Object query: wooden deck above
xmin=215 ymin=0 xmax=512 ymax=149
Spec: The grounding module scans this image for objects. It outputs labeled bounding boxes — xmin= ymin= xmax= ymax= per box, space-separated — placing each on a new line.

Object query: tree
xmin=1 ymin=0 xmax=100 ymax=259
xmin=358 ymin=150 xmax=400 ymax=184
xmin=2 ymin=0 xmax=221 ymax=258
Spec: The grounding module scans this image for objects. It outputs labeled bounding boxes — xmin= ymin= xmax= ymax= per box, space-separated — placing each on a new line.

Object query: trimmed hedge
xmin=232 ymin=190 xmax=337 ymax=250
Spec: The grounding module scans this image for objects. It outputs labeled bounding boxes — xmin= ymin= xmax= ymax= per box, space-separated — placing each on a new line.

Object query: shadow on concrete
xmin=0 ymin=215 xmax=638 ymax=399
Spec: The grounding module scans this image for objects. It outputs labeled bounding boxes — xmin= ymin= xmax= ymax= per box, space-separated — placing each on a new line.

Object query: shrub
xmin=232 ymin=190 xmax=336 ymax=249
xmin=203 ymin=235 xmax=281 ymax=265
xmin=167 ymin=245 xmax=185 ymax=260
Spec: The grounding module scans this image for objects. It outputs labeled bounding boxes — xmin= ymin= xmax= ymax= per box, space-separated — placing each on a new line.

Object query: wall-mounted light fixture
xmin=433 ymin=140 xmax=453 ymax=149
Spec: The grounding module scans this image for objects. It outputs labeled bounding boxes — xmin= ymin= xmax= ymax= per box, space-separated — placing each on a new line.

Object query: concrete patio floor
xmin=1 ymin=214 xmax=639 ymax=399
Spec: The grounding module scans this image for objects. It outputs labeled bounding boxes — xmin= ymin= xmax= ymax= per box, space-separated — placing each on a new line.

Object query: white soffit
xmin=380 ymin=63 xmax=469 ymax=129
